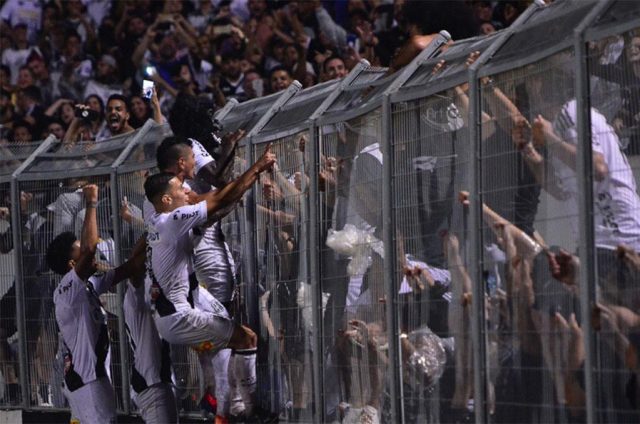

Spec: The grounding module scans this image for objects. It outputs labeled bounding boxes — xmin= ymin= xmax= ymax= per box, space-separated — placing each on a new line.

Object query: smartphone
xmin=143 ymin=80 xmax=155 ymax=99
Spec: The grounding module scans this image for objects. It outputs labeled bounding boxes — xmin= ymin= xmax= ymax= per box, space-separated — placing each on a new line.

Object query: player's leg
xmin=227 ymin=325 xmax=257 ymax=416
xmin=137 ymin=382 xmax=178 ymax=424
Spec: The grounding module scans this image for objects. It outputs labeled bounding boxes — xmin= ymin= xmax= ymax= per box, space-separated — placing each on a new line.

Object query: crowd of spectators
xmin=0 ymin=0 xmax=532 ymax=146
xmin=1 ymin=1 xmax=640 ymax=422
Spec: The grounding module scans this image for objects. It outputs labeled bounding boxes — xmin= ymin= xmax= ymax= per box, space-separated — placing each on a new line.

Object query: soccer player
xmin=152 ymin=135 xmax=241 ymax=421
xmin=47 ymin=184 xmax=145 ymax=424
xmin=123 ymin=266 xmax=177 ymax=424
xmin=143 ymin=146 xmax=276 ymax=418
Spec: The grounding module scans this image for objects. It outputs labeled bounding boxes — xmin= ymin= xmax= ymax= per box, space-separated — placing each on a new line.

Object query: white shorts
xmin=154 ymin=288 xmax=234 ymax=351
xmin=64 ymin=377 xmax=116 ymax=424
xmin=135 ymin=382 xmax=177 ymax=424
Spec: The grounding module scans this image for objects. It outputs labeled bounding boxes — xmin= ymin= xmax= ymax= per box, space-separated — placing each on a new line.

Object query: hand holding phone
xmin=143 ymin=80 xmax=155 ymax=99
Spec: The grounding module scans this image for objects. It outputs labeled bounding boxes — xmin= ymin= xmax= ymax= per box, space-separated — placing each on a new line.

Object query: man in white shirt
xmin=124 ymin=276 xmax=177 ymax=423
xmin=516 ymin=99 xmax=640 ymax=306
xmin=144 ymin=144 xmax=275 ymax=416
xmin=516 ymin=99 xmax=640 ymax=252
xmin=153 ymin=134 xmax=244 ymax=420
xmin=47 ymin=184 xmax=145 ymax=424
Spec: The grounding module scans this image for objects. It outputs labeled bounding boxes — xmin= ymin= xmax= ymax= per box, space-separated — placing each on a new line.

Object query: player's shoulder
xmin=54 ymin=269 xmax=82 ymax=301
xmin=169 ymin=203 xmax=205 ymax=221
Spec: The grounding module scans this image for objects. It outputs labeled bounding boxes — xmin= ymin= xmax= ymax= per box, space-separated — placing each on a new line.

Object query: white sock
xmin=197 ymin=350 xmax=216 ymax=393
xmin=212 ymin=348 xmax=231 ymax=416
xmin=234 ymin=348 xmax=257 ymax=416
xmin=228 ymin=353 xmax=245 ymax=416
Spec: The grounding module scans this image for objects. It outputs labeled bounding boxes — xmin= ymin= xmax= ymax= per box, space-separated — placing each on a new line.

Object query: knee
xmin=230 ymin=325 xmax=257 ymax=350
xmin=242 ymin=325 xmax=257 ymax=349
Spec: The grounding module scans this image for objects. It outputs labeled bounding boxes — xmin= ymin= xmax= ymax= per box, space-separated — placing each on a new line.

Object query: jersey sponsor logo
xmin=147 ymin=230 xmax=159 ymax=243
xmin=178 ymin=210 xmax=200 ymax=220
xmin=193 ymin=142 xmax=210 ymax=157
xmin=58 ymin=280 xmax=73 ymax=294
xmin=191 ymin=340 xmax=216 ymax=353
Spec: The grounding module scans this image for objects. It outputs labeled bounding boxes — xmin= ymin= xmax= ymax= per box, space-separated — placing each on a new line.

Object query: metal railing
xmin=1 ymin=1 xmax=639 ymax=422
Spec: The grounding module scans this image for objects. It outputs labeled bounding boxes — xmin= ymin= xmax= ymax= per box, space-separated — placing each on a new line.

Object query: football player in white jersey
xmin=142 ymin=136 xmax=211 ymax=412
xmin=47 ymin=184 xmax=145 ymax=424
xmin=152 ymin=135 xmax=244 ymax=422
xmin=143 ymin=146 xmax=275 ymax=418
xmin=124 ymin=274 xmax=177 ymax=424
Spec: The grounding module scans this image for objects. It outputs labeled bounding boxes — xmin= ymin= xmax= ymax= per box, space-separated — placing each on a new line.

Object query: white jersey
xmin=123 ymin=282 xmax=171 ymax=394
xmin=147 ymin=201 xmax=207 ymax=309
xmin=187 ymin=178 xmax=237 ymax=303
xmin=189 ymin=138 xmax=215 ymax=174
xmin=550 ymin=100 xmax=640 ymax=251
xmin=54 ymin=268 xmax=115 ymax=391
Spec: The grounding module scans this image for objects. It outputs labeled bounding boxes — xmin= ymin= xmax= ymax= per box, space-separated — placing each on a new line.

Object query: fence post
xmin=307 ymin=122 xmax=325 ymax=422
xmin=574 ymin=2 xmax=616 ymax=422
xmin=10 ymin=135 xmax=57 ymax=408
xmin=379 ymin=31 xmax=451 ymax=423
xmin=242 ymin=139 xmax=260 ymax=331
xmin=306 ymin=64 xmax=370 ymax=421
xmin=109 ymin=120 xmax=156 ymax=414
xmin=466 ymin=3 xmax=542 ymax=420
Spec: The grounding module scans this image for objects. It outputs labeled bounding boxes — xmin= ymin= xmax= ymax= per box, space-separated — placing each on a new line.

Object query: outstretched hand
xmin=548 ymin=249 xmax=580 ymax=286
xmin=256 ymin=144 xmax=277 ymax=173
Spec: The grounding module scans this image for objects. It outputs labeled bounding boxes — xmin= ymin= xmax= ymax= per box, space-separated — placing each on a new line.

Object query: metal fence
xmin=1 ymin=1 xmax=639 ymax=422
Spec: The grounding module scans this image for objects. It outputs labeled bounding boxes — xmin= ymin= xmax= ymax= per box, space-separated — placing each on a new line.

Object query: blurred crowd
xmin=1 ymin=1 xmax=640 ymax=423
xmin=0 ymin=0 xmax=532 ymax=146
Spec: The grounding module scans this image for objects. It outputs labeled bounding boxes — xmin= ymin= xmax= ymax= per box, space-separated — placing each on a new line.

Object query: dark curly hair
xmin=46 ymin=232 xmax=77 ymax=276
xmin=168 ymin=93 xmax=217 ymax=151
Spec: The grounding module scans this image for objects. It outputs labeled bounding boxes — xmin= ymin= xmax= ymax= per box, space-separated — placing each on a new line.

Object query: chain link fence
xmin=1 ymin=1 xmax=639 ymax=422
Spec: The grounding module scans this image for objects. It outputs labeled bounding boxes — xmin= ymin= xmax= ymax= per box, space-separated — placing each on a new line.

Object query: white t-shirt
xmin=1 ymin=47 xmax=33 ymax=85
xmin=47 ymin=191 xmax=83 ymax=236
xmin=0 ymin=0 xmax=41 ymax=43
xmin=550 ymin=100 xmax=640 ymax=251
xmin=146 ymin=201 xmax=208 ymax=309
xmin=123 ymin=281 xmax=171 ymax=394
xmin=54 ymin=268 xmax=115 ymax=390
xmin=83 ymin=80 xmax=123 ymax=108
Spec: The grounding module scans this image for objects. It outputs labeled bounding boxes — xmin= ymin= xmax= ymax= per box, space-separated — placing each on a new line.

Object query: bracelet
xmin=86 ymin=201 xmax=98 ymax=208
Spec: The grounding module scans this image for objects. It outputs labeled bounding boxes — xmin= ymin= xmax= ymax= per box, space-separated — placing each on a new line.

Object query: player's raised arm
xmin=75 ymin=184 xmax=99 ymax=281
xmin=202 ymin=144 xmax=276 ymax=219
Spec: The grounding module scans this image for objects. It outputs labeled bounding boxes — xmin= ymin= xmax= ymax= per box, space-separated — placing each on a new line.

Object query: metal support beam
xmin=574 ymin=1 xmax=616 ymax=422
xmin=10 ymin=135 xmax=56 ymax=407
xmin=307 ymin=122 xmax=325 ymax=422
xmin=214 ymin=98 xmax=239 ymax=121
xmin=247 ymin=81 xmax=302 ymax=139
xmin=109 ymin=171 xmax=130 ymax=413
xmin=381 ymin=32 xmax=449 ymax=423
xmin=466 ymin=2 xmax=543 ymax=421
